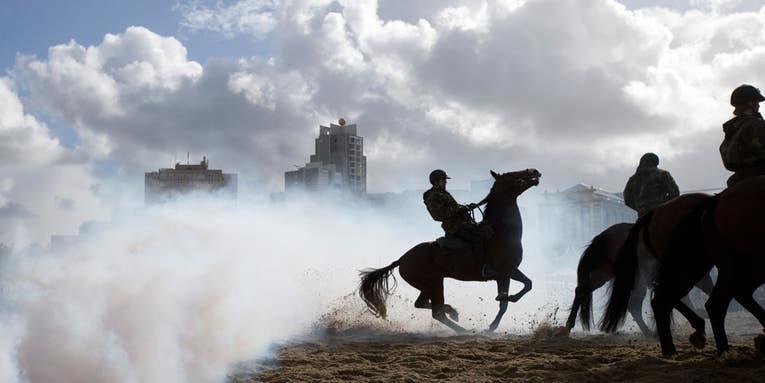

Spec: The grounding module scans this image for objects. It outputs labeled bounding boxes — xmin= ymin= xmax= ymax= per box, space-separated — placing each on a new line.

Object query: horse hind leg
xmin=414 ymin=291 xmax=431 ymax=309
xmin=628 ymin=286 xmax=653 ymax=337
xmin=651 ymin=284 xmax=680 ymax=356
xmin=428 ymin=278 xmax=466 ymax=333
xmin=673 ymin=299 xmax=707 ymax=350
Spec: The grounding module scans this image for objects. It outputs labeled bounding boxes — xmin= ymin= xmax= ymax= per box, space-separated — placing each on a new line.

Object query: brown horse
xmin=359 ymin=169 xmax=541 ymax=332
xmin=564 ymin=221 xmax=714 ymax=337
xmin=638 ymin=177 xmax=765 ymax=355
xmin=600 ymin=193 xmax=717 ymax=355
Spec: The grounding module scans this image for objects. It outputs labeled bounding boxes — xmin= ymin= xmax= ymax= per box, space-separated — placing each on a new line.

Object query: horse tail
xmin=600 ymin=212 xmax=653 ymax=333
xmin=575 ymin=229 xmax=612 ymax=330
xmin=359 ymin=260 xmax=401 ymax=319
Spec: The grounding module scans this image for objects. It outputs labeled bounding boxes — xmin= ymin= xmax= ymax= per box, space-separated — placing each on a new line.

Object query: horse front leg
xmin=705 ymin=280 xmax=734 ymax=354
xmin=487 ymin=277 xmax=510 ymax=332
xmin=497 ymin=269 xmax=532 ymax=303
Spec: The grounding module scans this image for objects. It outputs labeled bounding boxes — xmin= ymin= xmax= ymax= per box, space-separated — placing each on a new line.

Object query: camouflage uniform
xmin=623 ymin=167 xmax=680 ymax=217
xmin=719 ymin=112 xmax=765 ymax=186
xmin=423 ymin=186 xmax=474 ymax=235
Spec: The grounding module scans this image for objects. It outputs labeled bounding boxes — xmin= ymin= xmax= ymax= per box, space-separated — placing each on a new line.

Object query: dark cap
xmin=429 ymin=169 xmax=450 ymax=185
xmin=639 ymin=152 xmax=659 ymax=167
xmin=731 ymin=84 xmax=765 ymax=107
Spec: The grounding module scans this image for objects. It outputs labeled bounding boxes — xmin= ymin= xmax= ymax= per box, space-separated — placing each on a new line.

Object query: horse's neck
xmin=485 ymin=197 xmax=521 ymax=236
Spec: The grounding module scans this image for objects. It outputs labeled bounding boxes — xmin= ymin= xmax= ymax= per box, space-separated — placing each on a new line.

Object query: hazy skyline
xmin=2 ymin=0 xmax=765 ymax=242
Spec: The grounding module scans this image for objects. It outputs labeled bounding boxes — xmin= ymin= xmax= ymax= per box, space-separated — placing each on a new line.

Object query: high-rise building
xmin=285 ymin=119 xmax=367 ymax=193
xmin=145 ymin=157 xmax=237 ymax=203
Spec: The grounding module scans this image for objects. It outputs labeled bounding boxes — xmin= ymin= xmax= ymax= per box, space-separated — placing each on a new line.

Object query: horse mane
xmin=481 ymin=179 xmax=502 ymax=220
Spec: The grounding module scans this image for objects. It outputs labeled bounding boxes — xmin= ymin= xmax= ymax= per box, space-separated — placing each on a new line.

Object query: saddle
xmin=435 ymin=236 xmax=472 ymax=251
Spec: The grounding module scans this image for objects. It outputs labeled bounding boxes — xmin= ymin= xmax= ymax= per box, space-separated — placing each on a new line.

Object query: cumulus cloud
xmin=8 ymin=0 xmax=765 ymax=243
xmin=0 ymin=78 xmax=64 ymax=166
xmin=168 ymin=0 xmax=765 ymax=190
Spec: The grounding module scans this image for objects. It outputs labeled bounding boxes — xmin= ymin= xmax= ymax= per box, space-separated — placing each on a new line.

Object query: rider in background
xmin=720 ymin=84 xmax=765 ymax=187
xmin=623 ymin=153 xmax=680 ymax=217
xmin=423 ymin=169 xmax=496 ymax=278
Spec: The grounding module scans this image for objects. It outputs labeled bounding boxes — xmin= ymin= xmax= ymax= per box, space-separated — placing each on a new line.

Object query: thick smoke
xmin=0 ymin=185 xmax=602 ymax=382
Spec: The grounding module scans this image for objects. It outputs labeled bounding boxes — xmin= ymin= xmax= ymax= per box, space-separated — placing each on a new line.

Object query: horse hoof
xmin=495 ymin=293 xmax=509 ymax=302
xmin=689 ymin=332 xmax=706 ymax=349
xmin=444 ymin=305 xmax=460 ymax=322
xmin=552 ymin=326 xmax=571 ymax=337
xmin=640 ymin=330 xmax=655 ymax=338
xmin=660 ymin=347 xmax=678 ymax=358
xmin=754 ymin=334 xmax=765 ymax=353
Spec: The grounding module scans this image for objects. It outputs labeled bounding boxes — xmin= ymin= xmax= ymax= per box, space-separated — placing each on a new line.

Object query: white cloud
xmin=7 ymin=0 xmax=765 ymax=245
xmin=177 ymin=0 xmax=279 ymax=39
xmin=0 ymin=78 xmax=64 ymax=166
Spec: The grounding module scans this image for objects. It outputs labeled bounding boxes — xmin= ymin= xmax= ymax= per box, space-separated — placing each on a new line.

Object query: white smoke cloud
xmin=0 ymin=188 xmax=592 ymax=382
xmin=0 ymin=78 xmax=103 ymax=245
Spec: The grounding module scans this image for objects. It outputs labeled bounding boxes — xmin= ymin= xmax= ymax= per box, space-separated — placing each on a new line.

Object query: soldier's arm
xmin=720 ymin=139 xmax=736 ymax=171
xmin=724 ymin=121 xmax=765 ymax=169
xmin=623 ymin=178 xmax=636 ymax=209
xmin=743 ymin=121 xmax=765 ymax=167
xmin=426 ymin=193 xmax=463 ymax=221
xmin=666 ymin=173 xmax=680 ymax=198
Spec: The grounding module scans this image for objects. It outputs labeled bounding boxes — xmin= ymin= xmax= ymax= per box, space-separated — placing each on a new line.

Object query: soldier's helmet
xmin=429 ymin=169 xmax=451 ymax=185
xmin=639 ymin=152 xmax=659 ymax=167
xmin=730 ymin=84 xmax=765 ymax=107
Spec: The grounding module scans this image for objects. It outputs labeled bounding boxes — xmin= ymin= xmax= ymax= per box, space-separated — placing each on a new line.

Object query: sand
xmin=230 ymin=312 xmax=765 ymax=382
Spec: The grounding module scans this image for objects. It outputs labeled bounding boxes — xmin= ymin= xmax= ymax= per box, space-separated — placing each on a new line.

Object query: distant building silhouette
xmin=285 ymin=119 xmax=366 ymax=194
xmin=535 ymin=184 xmax=636 ymax=255
xmin=145 ymin=157 xmax=237 ymax=203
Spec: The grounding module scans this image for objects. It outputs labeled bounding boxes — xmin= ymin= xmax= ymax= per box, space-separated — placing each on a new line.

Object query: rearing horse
xmin=359 ymin=168 xmax=540 ymax=332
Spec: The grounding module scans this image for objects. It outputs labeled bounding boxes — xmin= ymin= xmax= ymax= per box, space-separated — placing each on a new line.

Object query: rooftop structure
xmin=144 ymin=157 xmax=237 ymax=203
xmin=285 ymin=119 xmax=366 ymax=194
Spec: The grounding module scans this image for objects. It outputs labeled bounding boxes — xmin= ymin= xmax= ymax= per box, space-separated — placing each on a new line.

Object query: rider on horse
xmin=623 ymin=153 xmax=680 ymax=217
xmin=720 ymin=84 xmax=765 ymax=187
xmin=423 ymin=169 xmax=496 ymax=278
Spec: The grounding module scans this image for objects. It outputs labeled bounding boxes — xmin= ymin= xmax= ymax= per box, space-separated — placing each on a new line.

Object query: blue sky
xmin=0 ymin=0 xmax=272 ymax=73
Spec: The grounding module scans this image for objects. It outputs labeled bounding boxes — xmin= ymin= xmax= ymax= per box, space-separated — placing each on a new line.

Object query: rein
xmin=469 ymin=195 xmax=490 ymax=222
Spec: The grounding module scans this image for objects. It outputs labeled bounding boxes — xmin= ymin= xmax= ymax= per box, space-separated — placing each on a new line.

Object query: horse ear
xmin=490 ymin=170 xmax=499 ymax=179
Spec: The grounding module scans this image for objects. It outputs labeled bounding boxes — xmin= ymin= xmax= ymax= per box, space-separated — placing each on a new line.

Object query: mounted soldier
xmin=422 ymin=169 xmax=496 ymax=278
xmin=720 ymin=84 xmax=765 ymax=187
xmin=623 ymin=153 xmax=680 ymax=217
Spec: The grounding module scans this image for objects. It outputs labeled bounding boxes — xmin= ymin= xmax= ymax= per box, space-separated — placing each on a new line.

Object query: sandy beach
xmin=231 ymin=312 xmax=765 ymax=383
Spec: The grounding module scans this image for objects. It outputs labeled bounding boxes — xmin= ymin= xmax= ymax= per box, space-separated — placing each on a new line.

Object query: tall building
xmin=285 ymin=119 xmax=367 ymax=193
xmin=145 ymin=157 xmax=237 ymax=203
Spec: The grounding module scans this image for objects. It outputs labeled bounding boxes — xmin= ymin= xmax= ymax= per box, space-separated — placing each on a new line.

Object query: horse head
xmin=489 ymin=168 xmax=541 ymax=198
